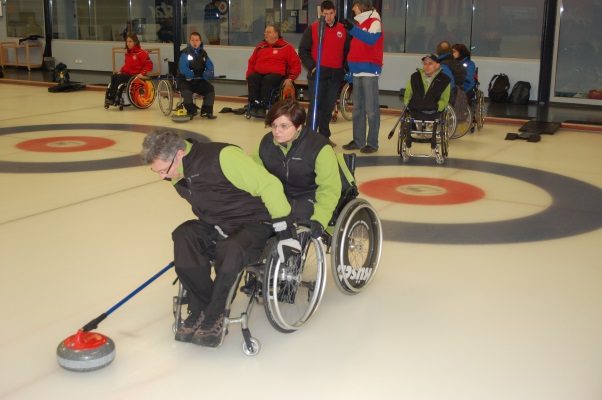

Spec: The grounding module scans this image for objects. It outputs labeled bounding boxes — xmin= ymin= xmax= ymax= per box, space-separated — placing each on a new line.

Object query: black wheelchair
xmin=156 ymin=74 xmax=201 ymax=118
xmin=390 ymin=106 xmax=455 ymax=165
xmin=245 ymin=77 xmax=297 ymax=119
xmin=172 ymin=154 xmax=383 ymax=355
xmin=104 ymin=75 xmax=156 ymax=111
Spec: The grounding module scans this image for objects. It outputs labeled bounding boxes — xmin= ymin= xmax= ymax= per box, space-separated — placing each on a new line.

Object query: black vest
xmin=174 ymin=141 xmax=271 ymax=234
xmin=408 ymin=70 xmax=450 ymax=113
xmin=180 ymin=47 xmax=207 ymax=78
xmin=258 ymin=126 xmax=328 ymax=220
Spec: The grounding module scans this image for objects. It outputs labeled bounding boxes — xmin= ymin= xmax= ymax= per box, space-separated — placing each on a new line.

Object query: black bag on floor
xmin=509 ymin=81 xmax=531 ymax=105
xmin=488 ymin=73 xmax=510 ymax=103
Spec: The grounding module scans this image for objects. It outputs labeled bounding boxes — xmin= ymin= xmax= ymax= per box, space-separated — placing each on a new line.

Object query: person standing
xmin=341 ymin=1 xmax=384 ymax=154
xmin=298 ymin=0 xmax=350 ymax=147
xmin=178 ymin=32 xmax=217 ymax=119
xmin=140 ymin=130 xmax=300 ymax=348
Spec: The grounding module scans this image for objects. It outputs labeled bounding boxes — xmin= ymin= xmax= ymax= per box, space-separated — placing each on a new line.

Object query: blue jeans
xmin=352 ymin=75 xmax=380 ymax=149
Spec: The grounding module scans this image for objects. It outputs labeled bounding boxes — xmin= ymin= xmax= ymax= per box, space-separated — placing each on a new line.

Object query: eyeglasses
xmin=151 ymin=153 xmax=177 ymax=175
xmin=270 ymin=123 xmax=293 ymax=131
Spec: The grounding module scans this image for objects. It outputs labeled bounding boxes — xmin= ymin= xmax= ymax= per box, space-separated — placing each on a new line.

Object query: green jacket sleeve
xmin=312 ymin=145 xmax=342 ymax=228
xmin=219 ymin=146 xmax=291 ymax=219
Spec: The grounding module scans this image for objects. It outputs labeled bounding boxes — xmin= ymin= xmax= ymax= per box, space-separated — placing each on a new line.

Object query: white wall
xmin=47 ymin=40 xmax=542 ymax=102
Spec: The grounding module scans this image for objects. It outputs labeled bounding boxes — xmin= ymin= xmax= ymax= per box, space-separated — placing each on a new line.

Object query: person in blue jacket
xmin=452 ymin=43 xmax=477 ymax=98
xmin=178 ymin=32 xmax=217 ymax=119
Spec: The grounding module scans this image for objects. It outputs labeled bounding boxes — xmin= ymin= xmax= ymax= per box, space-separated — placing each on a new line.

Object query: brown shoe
xmin=191 ymin=313 xmax=225 ymax=348
xmin=174 ymin=311 xmax=205 ymax=343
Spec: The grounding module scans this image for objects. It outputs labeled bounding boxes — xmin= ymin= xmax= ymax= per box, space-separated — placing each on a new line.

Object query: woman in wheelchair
xmin=452 ymin=43 xmax=477 ymax=99
xmin=105 ymin=33 xmax=153 ymax=106
xmin=141 ymin=130 xmax=298 ymax=348
xmin=252 ymin=98 xmax=342 ymax=238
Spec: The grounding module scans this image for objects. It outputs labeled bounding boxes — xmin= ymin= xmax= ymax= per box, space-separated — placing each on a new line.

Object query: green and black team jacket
xmin=253 ymin=126 xmax=341 ymax=229
xmin=171 ymin=140 xmax=291 ymax=235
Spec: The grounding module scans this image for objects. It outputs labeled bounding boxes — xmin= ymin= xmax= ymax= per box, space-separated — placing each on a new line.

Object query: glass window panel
xmin=6 ymin=0 xmax=44 ymax=38
xmin=381 ymin=0 xmax=407 ymax=53
xmin=554 ymin=0 xmax=602 ymax=99
xmin=472 ymin=0 xmax=544 ymax=58
xmin=404 ymin=0 xmax=472 ymax=55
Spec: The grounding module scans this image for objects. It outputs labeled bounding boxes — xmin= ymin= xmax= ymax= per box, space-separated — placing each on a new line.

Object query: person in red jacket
xmin=105 ymin=33 xmax=154 ymax=106
xmin=246 ymin=24 xmax=301 ymax=118
xmin=298 ymin=0 xmax=350 ymax=146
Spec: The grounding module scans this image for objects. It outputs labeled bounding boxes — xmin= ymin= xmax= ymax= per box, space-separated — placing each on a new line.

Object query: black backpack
xmin=488 ymin=73 xmax=510 ymax=103
xmin=509 ymin=81 xmax=531 ymax=105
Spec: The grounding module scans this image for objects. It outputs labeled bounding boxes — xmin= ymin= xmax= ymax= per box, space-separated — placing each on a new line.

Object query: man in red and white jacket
xmin=246 ymin=24 xmax=301 ymax=118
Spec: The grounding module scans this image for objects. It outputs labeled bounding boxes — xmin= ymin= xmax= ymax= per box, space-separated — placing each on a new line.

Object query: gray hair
xmin=140 ymin=129 xmax=186 ymax=165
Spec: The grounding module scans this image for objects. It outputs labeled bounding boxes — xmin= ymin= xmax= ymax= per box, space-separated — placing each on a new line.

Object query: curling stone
xmin=171 ymin=108 xmax=192 ymax=123
xmin=57 ymin=330 xmax=115 ymax=372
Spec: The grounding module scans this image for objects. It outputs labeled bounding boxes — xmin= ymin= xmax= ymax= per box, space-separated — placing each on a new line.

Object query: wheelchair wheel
xmin=263 ymin=228 xmax=327 ymax=333
xmin=127 ymin=76 xmax=156 ymax=109
xmin=398 ymin=118 xmax=410 ymax=162
xmin=157 ymin=79 xmax=173 ymax=116
xmin=475 ymin=90 xmax=485 ymax=130
xmin=331 ymin=198 xmax=382 ymax=295
xmin=339 ymin=83 xmax=353 ymax=121
xmin=451 ymin=105 xmax=472 ymax=139
xmin=443 ymin=105 xmax=456 ymax=141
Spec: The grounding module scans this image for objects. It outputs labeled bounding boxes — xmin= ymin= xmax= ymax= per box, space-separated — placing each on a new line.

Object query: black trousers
xmin=247 ymin=72 xmax=284 ymax=106
xmin=306 ymin=75 xmax=343 ymax=139
xmin=107 ymin=73 xmax=132 ymax=100
xmin=178 ymin=79 xmax=215 ymax=114
xmin=172 ymin=220 xmax=273 ymax=315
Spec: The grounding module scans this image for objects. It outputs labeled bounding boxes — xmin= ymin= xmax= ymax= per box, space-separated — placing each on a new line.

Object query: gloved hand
xmin=272 ymin=217 xmax=301 ymax=264
xmin=300 ymin=219 xmax=324 ymax=239
xmin=342 ymin=19 xmax=355 ymax=31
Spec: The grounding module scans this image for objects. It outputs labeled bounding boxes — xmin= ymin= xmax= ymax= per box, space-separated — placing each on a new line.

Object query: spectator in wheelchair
xmin=105 ymin=33 xmax=153 ymax=106
xmin=141 ymin=130 xmax=301 ymax=348
xmin=403 ymin=54 xmax=451 ymax=121
xmin=178 ymin=32 xmax=217 ymax=119
xmin=246 ymin=24 xmax=301 ymax=118
xmin=298 ymin=0 xmax=351 ymax=146
xmin=252 ymin=98 xmax=342 ymax=240
xmin=452 ymin=43 xmax=477 ymax=99
xmin=435 ymin=41 xmax=466 ymax=102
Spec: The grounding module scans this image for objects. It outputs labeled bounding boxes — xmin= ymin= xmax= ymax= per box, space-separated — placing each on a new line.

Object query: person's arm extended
xmin=349 ymin=21 xmax=382 ymax=45
xmin=220 ymin=146 xmax=290 ymax=219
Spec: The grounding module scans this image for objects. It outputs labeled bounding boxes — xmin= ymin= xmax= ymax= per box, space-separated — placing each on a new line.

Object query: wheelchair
xmin=172 ymin=155 xmax=383 ymax=355
xmin=156 ymin=74 xmax=198 ymax=117
xmin=392 ymin=106 xmax=454 ymax=165
xmin=104 ymin=75 xmax=156 ymax=111
xmin=245 ymin=78 xmax=296 ymax=119
xmin=332 ymin=74 xmax=353 ymax=122
xmin=470 ymin=84 xmax=485 ymax=132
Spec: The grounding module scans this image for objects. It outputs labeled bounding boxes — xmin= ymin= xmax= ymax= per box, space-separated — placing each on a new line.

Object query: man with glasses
xmin=252 ymin=99 xmax=341 ymax=241
xmin=140 ymin=130 xmax=300 ymax=348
